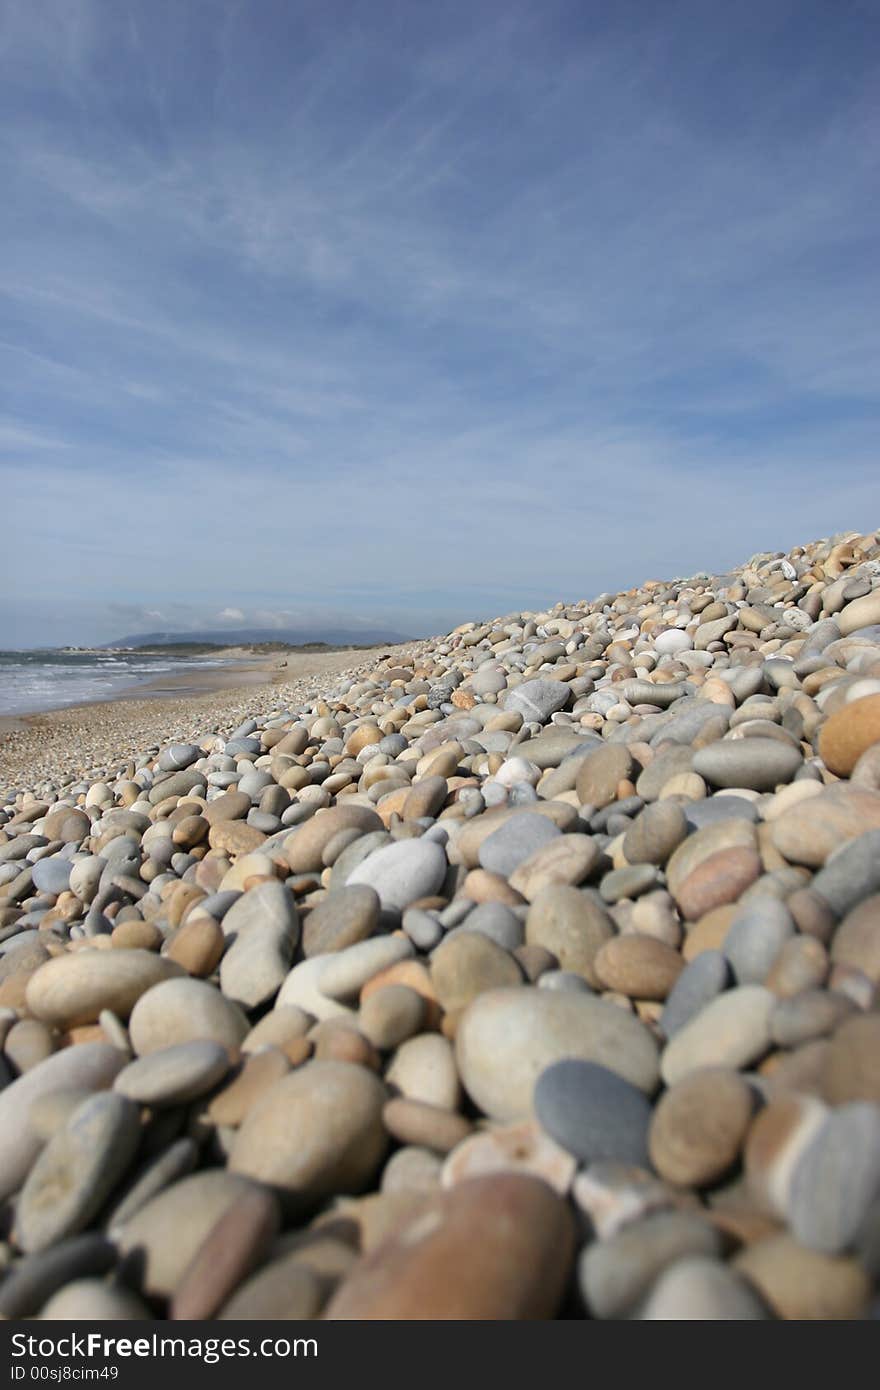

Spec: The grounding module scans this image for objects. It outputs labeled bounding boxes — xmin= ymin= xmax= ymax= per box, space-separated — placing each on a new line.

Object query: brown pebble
xmin=674 ymin=847 xmax=762 ymax=921
xmin=382 ymin=1098 xmax=472 ymax=1154
xmin=594 ymin=934 xmax=684 ymax=1000
xmin=110 ymin=920 xmax=163 ymax=952
xmin=822 ymin=1013 xmax=880 ymax=1105
xmin=324 ymin=1174 xmax=575 ymax=1319
xmin=165 ymin=917 xmax=225 ymax=977
xmin=170 ymin=1185 xmax=281 ymax=1320
xmin=207 ymin=1048 xmax=291 ymax=1127
xmin=649 ymin=1069 xmax=754 ymax=1188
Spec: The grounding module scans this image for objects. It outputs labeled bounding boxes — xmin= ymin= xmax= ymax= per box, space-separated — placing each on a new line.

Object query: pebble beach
xmin=0 ymin=529 xmax=878 ymax=1322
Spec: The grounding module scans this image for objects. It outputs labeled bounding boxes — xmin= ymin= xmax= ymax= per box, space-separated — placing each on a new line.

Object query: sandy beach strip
xmin=0 ymin=645 xmax=419 ymax=794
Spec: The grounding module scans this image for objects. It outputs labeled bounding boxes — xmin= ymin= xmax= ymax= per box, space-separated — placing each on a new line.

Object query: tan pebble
xmin=4 ymin=1019 xmax=55 ymax=1073
xmin=360 ymin=960 xmax=442 ymax=1028
xmin=429 ymin=932 xmax=523 ymax=1013
xmin=818 ymin=694 xmax=880 ymax=776
xmin=733 ymin=1235 xmax=870 ymax=1319
xmin=757 ymin=1039 xmax=830 ymax=1098
xmin=674 ymin=847 xmax=762 ymax=920
xmin=312 ymin=1024 xmax=381 ymax=1071
xmin=649 ymin=1069 xmax=755 ymax=1188
xmin=208 ymin=821 xmax=267 ymax=856
xmin=165 ymin=916 xmax=225 ymax=977
xmin=682 ymin=905 xmax=738 ymax=962
xmin=207 ymin=1048 xmax=291 ymax=1126
xmin=359 ymin=985 xmax=426 ymax=1050
xmin=764 ymin=935 xmax=828 ymax=996
xmin=459 ymin=869 xmax=526 ymax=906
xmin=594 ymin=934 xmax=684 ymax=1000
xmin=822 ymin=1013 xmax=880 ymax=1104
xmin=241 ymin=1006 xmax=312 ymax=1054
xmin=110 ymin=921 xmax=162 ymax=952
xmin=830 ymin=894 xmax=880 ymax=982
xmin=382 ymin=1098 xmax=472 ymax=1154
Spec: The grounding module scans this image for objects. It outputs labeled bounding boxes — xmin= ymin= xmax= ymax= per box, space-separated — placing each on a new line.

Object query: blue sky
xmin=1 ymin=0 xmax=878 ymax=647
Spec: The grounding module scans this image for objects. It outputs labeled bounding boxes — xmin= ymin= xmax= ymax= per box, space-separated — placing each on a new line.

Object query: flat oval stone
xmin=456 ymin=987 xmax=660 ymax=1121
xmin=788 ymin=1103 xmax=880 ymax=1254
xmin=660 ymin=985 xmax=774 ymax=1085
xmin=639 ymin=1257 xmax=767 ymax=1319
xmin=128 ymin=977 xmax=248 ymax=1057
xmin=478 ymin=812 xmax=561 ymax=877
xmin=502 ymin=678 xmax=571 ymax=723
xmin=660 ymin=951 xmax=730 ymax=1038
xmin=346 ymin=838 xmax=448 ymax=911
xmin=578 ymin=1210 xmax=722 ymax=1318
xmin=229 ymin=1060 xmax=388 ymax=1211
xmin=576 ymin=745 xmax=634 ymax=809
xmin=525 ymin=885 xmax=615 ymax=986
xmin=169 ymin=1185 xmax=282 ymax=1321
xmin=0 ymin=1235 xmax=117 ymax=1320
xmin=115 ymin=1171 xmax=263 ymax=1299
xmin=15 ymin=1092 xmax=141 ymax=1253
xmin=593 ymin=934 xmax=684 ymax=1000
xmin=810 ymin=829 xmax=880 ymax=917
xmin=32 ymin=857 xmax=72 ymax=896
xmin=723 ymin=897 xmax=794 ymax=984
xmin=649 ymin=1068 xmax=754 ymax=1187
xmin=283 ymin=804 xmax=384 ymax=873
xmin=219 ymin=880 xmax=300 ymax=1009
xmin=673 ymin=846 xmax=762 ymax=920
xmin=535 ymin=1060 xmax=652 ymax=1165
xmin=26 ymin=950 xmax=184 ymax=1029
xmin=622 ymin=802 xmax=688 ymax=866
xmin=508 ymin=833 xmax=599 ymax=901
xmin=302 ymin=884 xmax=380 ymax=957
xmin=692 ymin=740 xmax=802 ymax=791
xmin=324 ymin=1174 xmax=575 ymax=1319
xmin=771 ymin=786 xmax=880 ymax=867
xmin=429 ymin=932 xmax=523 ymax=1013
xmin=319 ymin=935 xmax=414 ymax=1002
xmin=113 ymin=1040 xmax=230 ymax=1106
xmin=386 ymin=1034 xmax=461 ymax=1111
xmin=733 ymin=1234 xmax=870 ymax=1319
xmin=0 ymin=1043 xmax=127 ymax=1200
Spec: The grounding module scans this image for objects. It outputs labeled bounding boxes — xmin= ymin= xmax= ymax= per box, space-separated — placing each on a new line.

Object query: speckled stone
xmin=534 ymin=1060 xmax=652 ymax=1166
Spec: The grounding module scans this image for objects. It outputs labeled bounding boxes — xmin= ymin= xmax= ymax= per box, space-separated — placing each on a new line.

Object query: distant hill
xmin=102 ymin=626 xmax=413 ymax=650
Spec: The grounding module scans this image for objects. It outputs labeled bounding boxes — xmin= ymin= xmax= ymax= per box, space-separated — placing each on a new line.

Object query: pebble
xmin=319 ymin=934 xmax=413 ymax=1002
xmin=0 ymin=1044 xmax=127 ymax=1200
xmin=788 ymin=1103 xmax=880 ymax=1253
xmin=429 ymin=932 xmax=523 ymax=1012
xmin=115 ymin=1171 xmax=264 ymax=1299
xmin=524 ymin=884 xmax=615 ymax=985
xmin=113 ymin=1040 xmax=230 ymax=1106
xmin=456 ymin=987 xmax=659 ymax=1120
xmin=325 ymin=1175 xmax=575 ymax=1318
xmin=822 ymin=1014 xmax=880 ymax=1105
xmin=593 ymin=934 xmax=684 ymax=999
xmin=169 ymin=1185 xmax=281 ymax=1321
xmin=219 ymin=881 xmax=301 ymax=1008
xmin=534 ymin=1060 xmax=652 ymax=1165
xmin=346 ymin=838 xmax=448 ymax=911
xmin=692 ymin=739 xmax=802 ymax=790
xmin=502 ymin=678 xmax=571 ymax=723
xmin=660 ymin=985 xmax=774 ymax=1085
xmin=733 ymin=1234 xmax=871 ymax=1319
xmin=639 ymin=1257 xmax=768 ymax=1319
xmin=128 ymin=977 xmax=249 ymax=1056
xmin=229 ymin=1061 xmax=387 ymax=1212
xmin=386 ymin=1033 xmax=461 ymax=1110
xmin=302 ymin=884 xmax=380 ymax=956
xmin=723 ymin=897 xmax=794 ymax=984
xmin=660 ymin=951 xmax=730 ymax=1038
xmin=578 ymin=1210 xmax=722 ymax=1318
xmin=25 ymin=950 xmax=184 ymax=1029
xmin=15 ymin=1092 xmax=141 ymax=1253
xmin=649 ymin=1068 xmax=754 ymax=1187
xmin=0 ymin=1235 xmax=117 ymax=1320
xmin=831 ymin=894 xmax=880 ymax=980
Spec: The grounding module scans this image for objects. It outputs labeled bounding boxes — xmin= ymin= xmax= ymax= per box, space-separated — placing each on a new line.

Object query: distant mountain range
xmin=103 ymin=627 xmax=413 ymax=650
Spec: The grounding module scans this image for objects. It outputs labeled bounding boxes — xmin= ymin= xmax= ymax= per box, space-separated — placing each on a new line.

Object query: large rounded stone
xmin=534 ymin=1060 xmax=652 ymax=1166
xmin=455 ymin=987 xmax=659 ymax=1121
xmin=15 ymin=1093 xmax=141 ymax=1253
xmin=830 ymin=895 xmax=880 ymax=981
xmin=324 ymin=1175 xmax=574 ymax=1319
xmin=525 ymin=885 xmax=615 ymax=986
xmin=114 ymin=1171 xmax=262 ymax=1299
xmin=639 ymin=1257 xmax=767 ymax=1319
xmin=301 ymin=885 xmax=380 ymax=957
xmin=26 ymin=951 xmax=184 ymax=1029
xmin=819 ymin=694 xmax=880 ymax=776
xmin=649 ymin=1068 xmax=754 ymax=1187
xmin=502 ymin=679 xmax=571 ymax=723
xmin=692 ymin=740 xmax=802 ymax=791
xmin=229 ymin=1060 xmax=387 ymax=1210
xmin=113 ymin=1040 xmax=230 ymax=1106
xmin=0 ymin=1044 xmax=127 ymax=1201
xmin=578 ymin=1211 xmax=722 ymax=1318
xmin=219 ymin=880 xmax=300 ymax=1009
xmin=593 ymin=934 xmax=684 ymax=1000
xmin=346 ymin=838 xmax=448 ymax=912
xmin=128 ymin=978 xmax=248 ymax=1057
xmin=283 ymin=805 xmax=383 ymax=873
xmin=660 ymin=986 xmax=774 ymax=1085
xmin=771 ymin=786 xmax=880 ymax=867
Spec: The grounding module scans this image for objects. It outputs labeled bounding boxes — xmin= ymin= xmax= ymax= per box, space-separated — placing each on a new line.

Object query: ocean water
xmin=0 ymin=650 xmax=224 ymax=717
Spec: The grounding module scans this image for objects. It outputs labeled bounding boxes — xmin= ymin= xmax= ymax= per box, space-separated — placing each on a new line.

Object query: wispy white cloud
xmin=0 ymin=0 xmax=878 ymax=645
